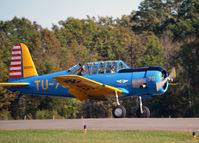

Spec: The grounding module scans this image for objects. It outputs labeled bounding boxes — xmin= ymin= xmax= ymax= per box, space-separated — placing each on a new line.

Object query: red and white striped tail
xmin=9 ymin=44 xmax=22 ymax=78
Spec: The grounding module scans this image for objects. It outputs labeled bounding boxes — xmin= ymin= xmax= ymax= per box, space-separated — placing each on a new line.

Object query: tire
xmin=112 ymin=105 xmax=126 ymax=118
xmin=137 ymin=106 xmax=150 ymax=118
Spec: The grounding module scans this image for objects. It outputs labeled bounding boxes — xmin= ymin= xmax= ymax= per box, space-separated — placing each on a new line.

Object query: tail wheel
xmin=137 ymin=106 xmax=150 ymax=118
xmin=112 ymin=105 xmax=126 ymax=118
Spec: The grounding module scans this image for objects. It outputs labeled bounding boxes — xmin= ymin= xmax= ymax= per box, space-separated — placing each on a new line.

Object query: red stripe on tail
xmin=10 ymin=70 xmax=22 ymax=73
xmin=11 ymin=59 xmax=21 ymax=62
xmin=9 ymin=75 xmax=22 ymax=78
xmin=12 ymin=49 xmax=21 ymax=52
xmin=12 ymin=54 xmax=21 ymax=57
xmin=10 ymin=64 xmax=21 ymax=67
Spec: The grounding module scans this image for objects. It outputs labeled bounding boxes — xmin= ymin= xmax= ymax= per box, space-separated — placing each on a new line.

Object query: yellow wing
xmin=52 ymin=75 xmax=123 ymax=101
xmin=0 ymin=83 xmax=29 ymax=87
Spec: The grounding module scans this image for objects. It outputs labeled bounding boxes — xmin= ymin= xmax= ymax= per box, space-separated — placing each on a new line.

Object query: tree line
xmin=0 ymin=0 xmax=198 ymax=119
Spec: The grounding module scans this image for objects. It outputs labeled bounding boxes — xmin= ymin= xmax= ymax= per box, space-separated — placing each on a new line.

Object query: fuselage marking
xmin=34 ymin=80 xmax=60 ymax=91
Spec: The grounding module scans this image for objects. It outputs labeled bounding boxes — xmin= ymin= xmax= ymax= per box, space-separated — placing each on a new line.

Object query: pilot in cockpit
xmin=78 ymin=63 xmax=85 ymax=76
xmin=111 ymin=65 xmax=116 ymax=73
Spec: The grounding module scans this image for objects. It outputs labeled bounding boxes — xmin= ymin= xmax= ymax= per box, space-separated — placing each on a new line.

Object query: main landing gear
xmin=136 ymin=96 xmax=150 ymax=118
xmin=112 ymin=92 xmax=150 ymax=118
xmin=112 ymin=91 xmax=126 ymax=118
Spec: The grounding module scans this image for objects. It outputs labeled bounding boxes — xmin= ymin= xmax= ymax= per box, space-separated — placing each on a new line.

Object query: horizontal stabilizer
xmin=0 ymin=83 xmax=29 ymax=87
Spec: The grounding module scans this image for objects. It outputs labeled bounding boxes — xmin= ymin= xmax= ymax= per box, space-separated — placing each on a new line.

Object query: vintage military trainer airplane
xmin=0 ymin=43 xmax=176 ymax=118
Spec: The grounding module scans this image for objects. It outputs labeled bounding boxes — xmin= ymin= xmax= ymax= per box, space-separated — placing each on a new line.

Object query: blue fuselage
xmin=7 ymin=67 xmax=168 ymax=99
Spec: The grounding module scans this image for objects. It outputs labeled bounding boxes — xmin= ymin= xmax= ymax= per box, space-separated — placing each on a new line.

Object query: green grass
xmin=0 ymin=129 xmax=197 ymax=143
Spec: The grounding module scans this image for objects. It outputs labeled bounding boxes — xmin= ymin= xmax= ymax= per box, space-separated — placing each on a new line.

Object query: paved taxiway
xmin=0 ymin=118 xmax=198 ymax=131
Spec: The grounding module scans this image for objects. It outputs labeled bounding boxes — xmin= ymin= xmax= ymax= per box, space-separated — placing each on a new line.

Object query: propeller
xmin=156 ymin=68 xmax=176 ymax=91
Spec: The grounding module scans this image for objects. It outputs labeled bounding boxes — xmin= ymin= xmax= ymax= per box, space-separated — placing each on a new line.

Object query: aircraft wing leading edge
xmin=0 ymin=83 xmax=29 ymax=87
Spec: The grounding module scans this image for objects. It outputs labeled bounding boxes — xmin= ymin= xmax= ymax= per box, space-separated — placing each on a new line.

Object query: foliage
xmin=62 ymin=98 xmax=80 ymax=119
xmin=136 ymin=33 xmax=164 ymax=67
xmin=0 ymin=109 xmax=13 ymax=120
xmin=0 ymin=0 xmax=199 ymax=118
xmin=35 ymin=110 xmax=54 ymax=119
xmin=79 ymin=100 xmax=113 ymax=118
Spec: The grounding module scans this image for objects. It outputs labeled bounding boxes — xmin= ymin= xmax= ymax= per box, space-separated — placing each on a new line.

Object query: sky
xmin=0 ymin=0 xmax=143 ymax=29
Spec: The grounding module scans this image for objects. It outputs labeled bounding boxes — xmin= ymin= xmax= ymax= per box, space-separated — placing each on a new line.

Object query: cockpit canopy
xmin=68 ymin=60 xmax=130 ymax=75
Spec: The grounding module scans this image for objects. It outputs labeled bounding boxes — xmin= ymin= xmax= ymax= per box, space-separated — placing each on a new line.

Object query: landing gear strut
xmin=112 ymin=91 xmax=126 ymax=118
xmin=136 ymin=96 xmax=150 ymax=118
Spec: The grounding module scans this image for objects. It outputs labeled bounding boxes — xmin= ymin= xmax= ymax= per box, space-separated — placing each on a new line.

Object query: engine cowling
xmin=123 ymin=66 xmax=169 ymax=96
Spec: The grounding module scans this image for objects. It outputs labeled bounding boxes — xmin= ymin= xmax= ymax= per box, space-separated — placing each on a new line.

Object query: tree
xmin=179 ymin=40 xmax=199 ymax=116
xmin=168 ymin=0 xmax=199 ymax=41
xmin=131 ymin=0 xmax=174 ymax=34
xmin=137 ymin=33 xmax=164 ymax=67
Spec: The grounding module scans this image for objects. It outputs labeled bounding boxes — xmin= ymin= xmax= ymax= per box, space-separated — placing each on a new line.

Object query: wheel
xmin=136 ymin=106 xmax=150 ymax=118
xmin=112 ymin=105 xmax=126 ymax=118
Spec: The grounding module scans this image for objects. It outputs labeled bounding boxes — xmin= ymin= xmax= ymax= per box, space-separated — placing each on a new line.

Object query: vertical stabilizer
xmin=9 ymin=43 xmax=38 ymax=81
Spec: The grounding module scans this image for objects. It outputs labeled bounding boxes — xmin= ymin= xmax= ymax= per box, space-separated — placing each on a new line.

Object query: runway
xmin=0 ymin=118 xmax=199 ymax=131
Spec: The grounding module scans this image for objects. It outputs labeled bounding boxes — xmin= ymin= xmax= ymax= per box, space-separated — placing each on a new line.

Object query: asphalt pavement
xmin=0 ymin=118 xmax=198 ymax=131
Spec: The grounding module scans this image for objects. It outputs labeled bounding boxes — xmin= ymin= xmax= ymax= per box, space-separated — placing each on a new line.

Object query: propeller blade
xmin=168 ymin=67 xmax=176 ymax=81
xmin=156 ymin=78 xmax=168 ymax=92
xmin=160 ymin=77 xmax=169 ymax=86
xmin=156 ymin=80 xmax=167 ymax=92
xmin=169 ymin=83 xmax=177 ymax=85
xmin=156 ymin=82 xmax=161 ymax=92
